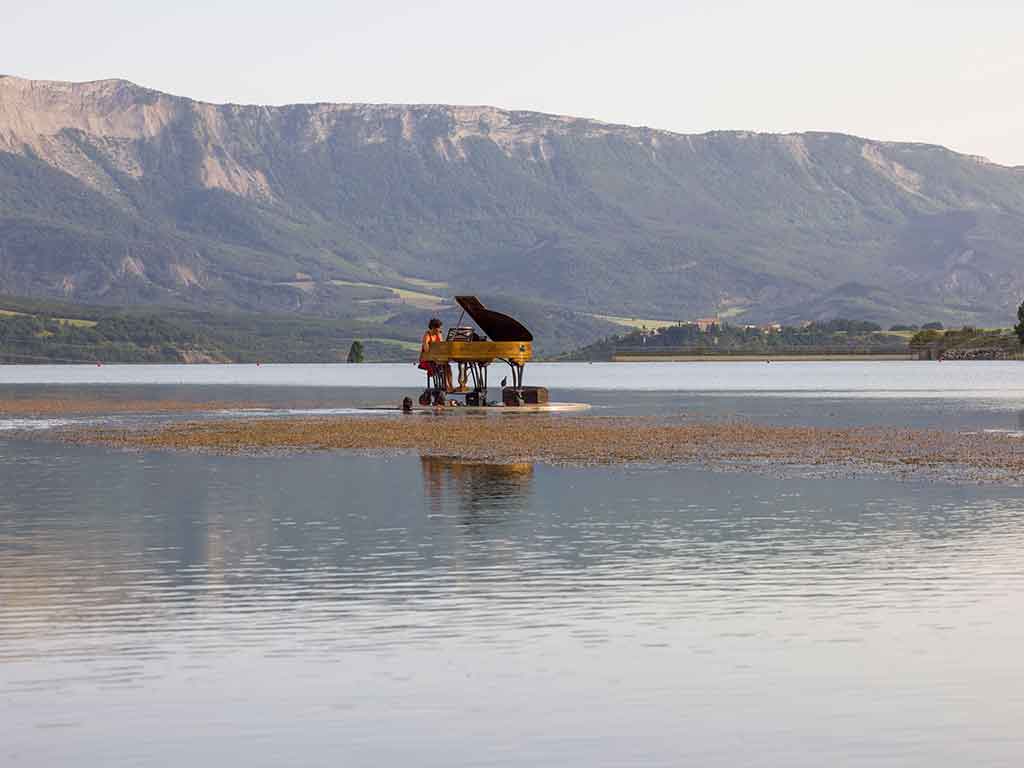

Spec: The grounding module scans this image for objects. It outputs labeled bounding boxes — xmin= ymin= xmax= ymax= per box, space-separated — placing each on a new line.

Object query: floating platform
xmin=371 ymin=401 xmax=591 ymax=414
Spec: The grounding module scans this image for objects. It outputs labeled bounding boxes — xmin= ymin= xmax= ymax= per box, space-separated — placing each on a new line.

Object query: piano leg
xmin=507 ymin=362 xmax=524 ymax=389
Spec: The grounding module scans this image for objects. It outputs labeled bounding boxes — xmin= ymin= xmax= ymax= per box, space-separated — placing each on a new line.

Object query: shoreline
xmin=0 ymin=397 xmax=274 ymax=417
xmin=611 ymin=354 xmax=916 ymax=362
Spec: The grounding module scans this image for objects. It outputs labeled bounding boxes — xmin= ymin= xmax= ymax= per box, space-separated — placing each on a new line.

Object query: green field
xmin=329 ymin=280 xmax=447 ymax=309
xmin=588 ymin=313 xmax=679 ymax=331
xmin=0 ymin=307 xmax=97 ymax=328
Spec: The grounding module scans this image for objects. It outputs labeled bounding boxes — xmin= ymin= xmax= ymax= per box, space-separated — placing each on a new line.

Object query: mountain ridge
xmin=2 ymin=74 xmax=1013 ymax=168
xmin=2 ymin=75 xmax=1023 ymax=331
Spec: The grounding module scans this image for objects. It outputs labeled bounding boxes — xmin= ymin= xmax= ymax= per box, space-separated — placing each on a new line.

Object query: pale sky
xmin=6 ymin=0 xmax=1024 ymax=166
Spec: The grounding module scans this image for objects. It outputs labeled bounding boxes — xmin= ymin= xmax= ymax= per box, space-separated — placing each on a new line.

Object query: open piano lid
xmin=455 ymin=296 xmax=533 ymax=342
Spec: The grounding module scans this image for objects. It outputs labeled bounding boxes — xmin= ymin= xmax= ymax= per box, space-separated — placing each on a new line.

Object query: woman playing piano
xmin=418 ymin=318 xmax=452 ymax=391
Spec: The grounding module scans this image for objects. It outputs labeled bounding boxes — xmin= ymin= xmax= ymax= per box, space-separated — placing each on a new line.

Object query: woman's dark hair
xmin=428 ymin=318 xmax=442 ymax=329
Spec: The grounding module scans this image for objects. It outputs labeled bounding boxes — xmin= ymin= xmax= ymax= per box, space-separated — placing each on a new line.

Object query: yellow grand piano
xmin=419 ymin=296 xmax=546 ymax=407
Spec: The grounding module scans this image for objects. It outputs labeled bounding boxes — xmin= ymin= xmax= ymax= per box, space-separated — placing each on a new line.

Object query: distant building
xmin=760 ymin=323 xmax=783 ymax=333
xmin=694 ymin=317 xmax=718 ymax=331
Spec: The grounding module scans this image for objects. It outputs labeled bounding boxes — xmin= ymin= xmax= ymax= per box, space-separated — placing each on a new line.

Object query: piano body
xmin=419 ymin=296 xmax=543 ymax=406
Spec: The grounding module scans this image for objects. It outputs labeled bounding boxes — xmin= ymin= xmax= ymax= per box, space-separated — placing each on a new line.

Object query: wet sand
xmin=52 ymin=413 xmax=1024 ymax=484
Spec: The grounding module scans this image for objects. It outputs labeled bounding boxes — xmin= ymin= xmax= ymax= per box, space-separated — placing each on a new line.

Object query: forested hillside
xmin=0 ymin=294 xmax=615 ymax=362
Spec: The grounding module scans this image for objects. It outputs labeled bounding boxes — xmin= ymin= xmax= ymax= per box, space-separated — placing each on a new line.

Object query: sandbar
xmin=52 ymin=414 xmax=1024 ymax=484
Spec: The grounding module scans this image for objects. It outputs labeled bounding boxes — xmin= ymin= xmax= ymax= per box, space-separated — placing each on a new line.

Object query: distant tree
xmin=347 ymin=340 xmax=365 ymax=363
xmin=921 ymin=321 xmax=944 ymax=331
xmin=911 ymin=329 xmax=942 ymax=346
xmin=889 ymin=324 xmax=918 ymax=332
xmin=1015 ymin=301 xmax=1024 ymax=346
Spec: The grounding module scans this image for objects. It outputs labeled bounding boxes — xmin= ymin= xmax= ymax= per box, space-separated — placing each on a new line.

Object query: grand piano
xmin=419 ymin=296 xmax=545 ymax=407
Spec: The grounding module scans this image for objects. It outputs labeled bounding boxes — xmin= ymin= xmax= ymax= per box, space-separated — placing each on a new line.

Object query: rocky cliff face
xmin=2 ymin=75 xmax=1023 ymax=325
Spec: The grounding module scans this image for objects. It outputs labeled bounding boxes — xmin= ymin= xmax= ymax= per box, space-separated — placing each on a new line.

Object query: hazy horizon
xmin=7 ymin=1 xmax=1024 ymax=166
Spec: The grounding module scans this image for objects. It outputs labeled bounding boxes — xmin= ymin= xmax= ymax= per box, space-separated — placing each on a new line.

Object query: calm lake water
xmin=3 ymin=362 xmax=1024 ymax=766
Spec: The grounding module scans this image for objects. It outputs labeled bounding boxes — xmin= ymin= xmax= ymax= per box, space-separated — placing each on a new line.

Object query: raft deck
xmin=374 ymin=402 xmax=591 ymax=414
